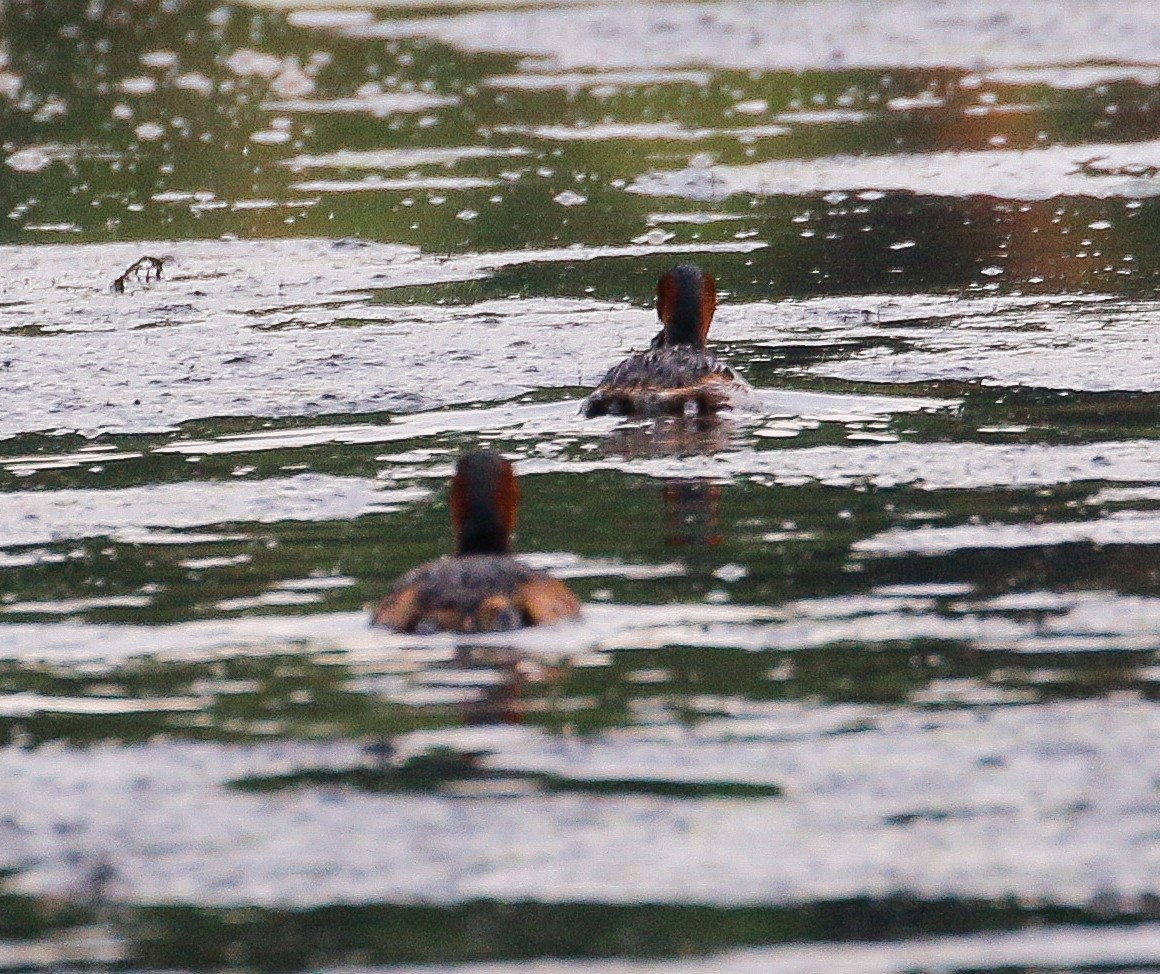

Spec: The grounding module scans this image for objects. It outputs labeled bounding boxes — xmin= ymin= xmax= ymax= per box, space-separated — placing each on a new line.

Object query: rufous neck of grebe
xmin=450 ymin=451 xmax=520 ymax=556
xmin=656 ymin=263 xmax=717 ymax=347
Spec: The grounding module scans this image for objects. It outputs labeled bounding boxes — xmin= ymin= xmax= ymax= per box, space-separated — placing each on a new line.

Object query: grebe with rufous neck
xmin=372 ymin=451 xmax=580 ymax=633
xmin=582 ymin=263 xmax=754 ymax=418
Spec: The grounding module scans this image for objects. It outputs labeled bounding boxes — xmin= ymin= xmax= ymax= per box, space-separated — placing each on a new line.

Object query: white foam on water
xmin=630 ymin=139 xmax=1160 ymax=202
xmin=0 ymin=475 xmax=422 ymax=548
xmin=306 ymin=0 xmax=1160 ymax=75
xmin=5 ymin=699 xmax=1160 ymax=908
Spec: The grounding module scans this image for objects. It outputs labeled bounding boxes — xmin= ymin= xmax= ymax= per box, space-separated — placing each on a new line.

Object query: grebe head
xmin=656 ymin=263 xmax=716 ymax=348
xmin=450 ymin=450 xmax=520 ymax=556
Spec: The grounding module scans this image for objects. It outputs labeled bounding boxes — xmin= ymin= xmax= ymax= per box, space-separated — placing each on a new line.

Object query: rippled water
xmin=6 ymin=0 xmax=1160 ymax=970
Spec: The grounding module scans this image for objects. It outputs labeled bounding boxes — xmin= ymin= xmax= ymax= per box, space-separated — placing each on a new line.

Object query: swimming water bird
xmin=372 ymin=451 xmax=581 ymax=633
xmin=582 ymin=263 xmax=755 ymax=418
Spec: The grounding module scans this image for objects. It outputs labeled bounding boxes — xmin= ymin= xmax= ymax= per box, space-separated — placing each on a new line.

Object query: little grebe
xmin=372 ymin=451 xmax=581 ymax=633
xmin=582 ymin=262 xmax=754 ymax=418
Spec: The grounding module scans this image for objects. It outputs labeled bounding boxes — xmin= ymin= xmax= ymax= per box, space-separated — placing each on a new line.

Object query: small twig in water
xmin=111 ymin=255 xmax=168 ymax=293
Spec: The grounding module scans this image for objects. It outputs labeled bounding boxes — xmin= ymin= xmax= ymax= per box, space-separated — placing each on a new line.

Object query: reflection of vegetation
xmin=1 ymin=627 xmax=1150 ymax=752
xmin=8 ymin=0 xmax=1160 ymax=297
xmin=2 ymin=396 xmax=1158 ymax=730
xmin=969 ymin=387 xmax=1160 ymax=441
xmin=7 ymin=379 xmax=1157 ymax=623
xmin=0 ymin=873 xmax=1143 ymax=970
xmin=122 ymin=897 xmax=1118 ymax=970
xmin=0 ymin=879 xmax=90 ymax=940
xmin=0 ymin=654 xmax=451 ymax=747
xmin=230 ymin=745 xmax=783 ymax=798
xmin=0 ymin=856 xmax=1147 ymax=968
xmin=789 ymin=641 xmax=933 ymax=704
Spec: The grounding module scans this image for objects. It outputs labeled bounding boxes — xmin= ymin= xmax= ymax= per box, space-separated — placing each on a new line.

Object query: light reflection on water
xmin=6 ymin=0 xmax=1160 ymax=968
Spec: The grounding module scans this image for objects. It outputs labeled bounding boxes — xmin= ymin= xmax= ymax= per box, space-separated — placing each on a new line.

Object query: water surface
xmin=5 ymin=0 xmax=1160 ymax=970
